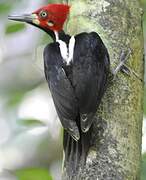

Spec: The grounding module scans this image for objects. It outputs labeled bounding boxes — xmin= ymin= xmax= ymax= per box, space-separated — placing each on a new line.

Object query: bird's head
xmin=8 ymin=4 xmax=70 ymax=32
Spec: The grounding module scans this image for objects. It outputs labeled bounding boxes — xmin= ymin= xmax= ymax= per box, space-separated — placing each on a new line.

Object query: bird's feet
xmin=112 ymin=49 xmax=143 ymax=82
xmin=112 ymin=48 xmax=132 ymax=77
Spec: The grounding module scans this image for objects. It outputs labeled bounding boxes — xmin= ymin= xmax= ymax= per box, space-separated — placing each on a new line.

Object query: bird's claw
xmin=112 ymin=48 xmax=132 ymax=77
xmin=111 ymin=48 xmax=143 ymax=82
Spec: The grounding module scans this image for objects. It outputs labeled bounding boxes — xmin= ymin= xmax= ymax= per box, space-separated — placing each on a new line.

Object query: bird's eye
xmin=39 ymin=11 xmax=48 ymax=18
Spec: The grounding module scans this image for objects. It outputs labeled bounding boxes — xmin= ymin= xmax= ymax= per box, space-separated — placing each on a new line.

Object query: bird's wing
xmin=44 ymin=43 xmax=80 ymax=141
xmin=73 ymin=32 xmax=110 ymax=132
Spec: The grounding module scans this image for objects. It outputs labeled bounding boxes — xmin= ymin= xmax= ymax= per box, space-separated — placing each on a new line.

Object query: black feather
xmin=43 ymin=31 xmax=110 ymax=172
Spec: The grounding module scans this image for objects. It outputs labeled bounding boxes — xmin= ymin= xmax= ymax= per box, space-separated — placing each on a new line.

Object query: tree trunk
xmin=62 ymin=0 xmax=144 ymax=179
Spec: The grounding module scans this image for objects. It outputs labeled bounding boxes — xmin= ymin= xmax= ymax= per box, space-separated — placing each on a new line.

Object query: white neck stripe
xmin=54 ymin=31 xmax=75 ymax=65
xmin=54 ymin=31 xmax=59 ymax=41
xmin=68 ymin=36 xmax=75 ymax=65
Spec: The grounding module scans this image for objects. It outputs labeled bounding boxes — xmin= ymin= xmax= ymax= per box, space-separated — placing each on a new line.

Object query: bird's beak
xmin=8 ymin=14 xmax=40 ymax=25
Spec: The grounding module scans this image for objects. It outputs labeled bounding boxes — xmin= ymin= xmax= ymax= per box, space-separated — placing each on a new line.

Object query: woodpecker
xmin=8 ymin=4 xmax=110 ymax=164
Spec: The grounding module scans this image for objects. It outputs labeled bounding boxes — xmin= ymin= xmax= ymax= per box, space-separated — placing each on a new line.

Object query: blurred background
xmin=0 ymin=0 xmax=145 ymax=179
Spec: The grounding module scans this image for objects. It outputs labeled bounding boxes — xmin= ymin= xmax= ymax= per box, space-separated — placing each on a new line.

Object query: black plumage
xmin=44 ymin=32 xmax=110 ymax=139
xmin=44 ymin=32 xmax=110 ymax=172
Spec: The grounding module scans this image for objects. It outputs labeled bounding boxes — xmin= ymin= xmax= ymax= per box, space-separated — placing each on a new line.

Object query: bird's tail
xmin=63 ymin=116 xmax=92 ymax=177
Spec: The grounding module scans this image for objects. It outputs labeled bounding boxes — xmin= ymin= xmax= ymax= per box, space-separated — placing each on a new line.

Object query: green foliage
xmin=5 ymin=23 xmax=26 ymax=34
xmin=41 ymin=33 xmax=52 ymax=45
xmin=0 ymin=3 xmax=12 ymax=15
xmin=0 ymin=0 xmax=22 ymax=15
xmin=15 ymin=168 xmax=53 ymax=180
xmin=17 ymin=118 xmax=46 ymax=127
xmin=6 ymin=92 xmax=25 ymax=108
xmin=141 ymin=153 xmax=146 ymax=180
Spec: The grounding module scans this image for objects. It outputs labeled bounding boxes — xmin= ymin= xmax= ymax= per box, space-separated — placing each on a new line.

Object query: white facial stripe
xmin=47 ymin=21 xmax=54 ymax=27
xmin=32 ymin=19 xmax=40 ymax=25
xmin=31 ymin=14 xmax=40 ymax=25
xmin=31 ymin=14 xmax=38 ymax=19
xmin=54 ymin=31 xmax=59 ymax=41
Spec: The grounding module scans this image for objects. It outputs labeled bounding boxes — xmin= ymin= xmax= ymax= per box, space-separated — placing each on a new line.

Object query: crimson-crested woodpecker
xmin=8 ymin=3 xmax=110 ymax=169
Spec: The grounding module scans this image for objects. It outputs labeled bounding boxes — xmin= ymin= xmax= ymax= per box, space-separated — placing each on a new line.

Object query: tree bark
xmin=62 ymin=0 xmax=144 ymax=179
